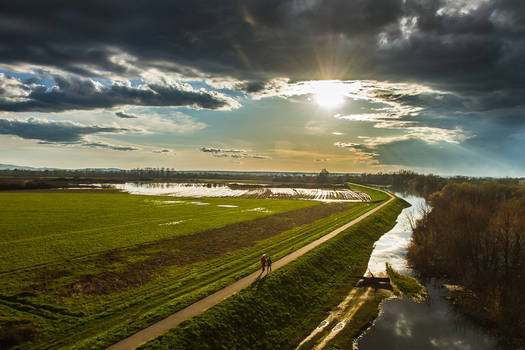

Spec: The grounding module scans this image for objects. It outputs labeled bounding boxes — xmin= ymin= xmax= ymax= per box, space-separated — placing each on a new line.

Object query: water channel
xmin=355 ymin=194 xmax=503 ymax=350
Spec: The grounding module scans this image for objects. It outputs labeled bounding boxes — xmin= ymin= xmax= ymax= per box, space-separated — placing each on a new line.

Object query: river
xmin=355 ymin=194 xmax=503 ymax=350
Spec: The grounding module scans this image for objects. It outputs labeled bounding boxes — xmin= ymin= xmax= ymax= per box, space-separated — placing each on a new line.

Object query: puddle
xmin=332 ymin=322 xmax=345 ymax=332
xmin=317 ymin=320 xmax=329 ymax=329
xmin=159 ymin=220 xmax=186 ymax=226
xmin=217 ymin=205 xmax=238 ymax=208
xmin=243 ymin=207 xmax=271 ymax=213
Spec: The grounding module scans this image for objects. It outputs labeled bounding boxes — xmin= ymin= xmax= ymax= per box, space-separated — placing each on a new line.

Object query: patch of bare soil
xmin=62 ymin=203 xmax=351 ymax=296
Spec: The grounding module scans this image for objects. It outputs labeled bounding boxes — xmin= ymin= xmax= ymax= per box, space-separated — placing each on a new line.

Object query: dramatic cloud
xmin=0 ymin=74 xmax=240 ymax=112
xmin=0 ymin=117 xmax=128 ymax=143
xmin=1 ymin=1 xmax=523 ymax=121
xmin=200 ymin=147 xmax=270 ymax=159
xmin=1 ymin=1 xmax=523 ymax=95
xmin=0 ymin=1 xmax=524 ymax=174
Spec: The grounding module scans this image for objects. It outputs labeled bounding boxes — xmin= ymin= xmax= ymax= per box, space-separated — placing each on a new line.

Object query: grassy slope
xmin=140 ymin=197 xmax=408 ymax=350
xmin=0 ymin=193 xmax=315 ymax=272
xmin=0 ymin=193 xmax=378 ymax=349
xmin=386 ymin=263 xmax=426 ymax=301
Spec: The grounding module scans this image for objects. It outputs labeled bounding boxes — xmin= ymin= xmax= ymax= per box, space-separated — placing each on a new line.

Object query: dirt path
xmin=107 ymin=189 xmax=394 ymax=350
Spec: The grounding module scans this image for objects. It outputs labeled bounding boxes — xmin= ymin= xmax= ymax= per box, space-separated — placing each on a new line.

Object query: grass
xmin=386 ymin=263 xmax=427 ymax=301
xmin=0 ymin=193 xmax=315 ymax=272
xmin=139 ymin=197 xmax=408 ymax=350
xmin=347 ymin=182 xmax=391 ymax=203
xmin=0 ymin=191 xmax=383 ymax=349
xmin=321 ymin=289 xmax=390 ymax=350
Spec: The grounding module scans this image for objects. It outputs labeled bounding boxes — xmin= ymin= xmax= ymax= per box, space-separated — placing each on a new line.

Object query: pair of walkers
xmin=260 ymin=254 xmax=272 ymax=273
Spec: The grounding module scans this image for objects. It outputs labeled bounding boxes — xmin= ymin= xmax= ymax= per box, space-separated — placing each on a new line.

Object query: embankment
xmin=139 ymin=197 xmax=409 ymax=349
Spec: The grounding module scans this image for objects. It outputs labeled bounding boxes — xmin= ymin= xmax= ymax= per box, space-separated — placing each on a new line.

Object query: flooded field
xmin=107 ymin=182 xmax=371 ymax=201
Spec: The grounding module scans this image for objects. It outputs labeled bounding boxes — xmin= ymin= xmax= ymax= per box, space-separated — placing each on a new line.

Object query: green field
xmin=0 ymin=191 xmax=381 ymax=349
xmin=0 ymin=193 xmax=316 ymax=272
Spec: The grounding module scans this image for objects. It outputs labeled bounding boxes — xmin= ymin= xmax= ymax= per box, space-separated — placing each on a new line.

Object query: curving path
xmin=107 ymin=188 xmax=394 ymax=350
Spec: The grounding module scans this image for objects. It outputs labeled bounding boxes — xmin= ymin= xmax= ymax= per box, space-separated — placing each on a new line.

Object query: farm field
xmin=0 ymin=192 xmax=316 ymax=272
xmin=0 ymin=189 xmax=378 ymax=349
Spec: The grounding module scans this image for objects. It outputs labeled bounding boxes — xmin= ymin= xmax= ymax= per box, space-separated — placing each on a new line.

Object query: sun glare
xmin=312 ymin=81 xmax=347 ymax=108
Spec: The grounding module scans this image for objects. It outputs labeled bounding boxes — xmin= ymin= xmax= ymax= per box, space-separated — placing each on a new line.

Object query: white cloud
xmin=357 ymin=126 xmax=471 ymax=146
xmin=122 ymin=111 xmax=206 ymax=134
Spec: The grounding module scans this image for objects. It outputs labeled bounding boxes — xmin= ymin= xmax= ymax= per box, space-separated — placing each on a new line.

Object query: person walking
xmin=266 ymin=256 xmax=272 ymax=273
xmin=260 ymin=254 xmax=266 ymax=273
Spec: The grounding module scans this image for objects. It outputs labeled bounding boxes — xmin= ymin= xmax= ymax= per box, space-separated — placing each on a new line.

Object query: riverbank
xmin=138 ymin=197 xmax=408 ymax=349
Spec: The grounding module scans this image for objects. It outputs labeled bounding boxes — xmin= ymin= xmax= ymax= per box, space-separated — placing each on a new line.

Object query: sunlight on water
xmin=366 ymin=195 xmax=426 ymax=275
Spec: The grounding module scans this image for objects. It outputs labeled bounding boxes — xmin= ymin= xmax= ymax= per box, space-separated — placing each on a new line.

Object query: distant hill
xmin=0 ymin=163 xmax=38 ymax=170
xmin=0 ymin=164 xmax=123 ymax=172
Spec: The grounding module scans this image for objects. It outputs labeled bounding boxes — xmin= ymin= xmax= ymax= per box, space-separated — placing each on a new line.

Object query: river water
xmin=355 ymin=194 xmax=503 ymax=350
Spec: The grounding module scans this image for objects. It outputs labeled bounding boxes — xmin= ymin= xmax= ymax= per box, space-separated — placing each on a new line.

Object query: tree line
xmin=0 ymin=168 xmax=522 ymax=196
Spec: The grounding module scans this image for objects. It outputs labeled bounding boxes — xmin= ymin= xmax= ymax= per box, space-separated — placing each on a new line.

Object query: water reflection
xmin=357 ymin=194 xmax=502 ymax=350
xmin=366 ymin=195 xmax=426 ymax=275
xmin=356 ymin=280 xmax=501 ymax=350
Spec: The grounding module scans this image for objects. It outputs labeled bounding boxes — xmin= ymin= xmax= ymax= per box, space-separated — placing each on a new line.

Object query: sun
xmin=312 ymin=81 xmax=347 ymax=108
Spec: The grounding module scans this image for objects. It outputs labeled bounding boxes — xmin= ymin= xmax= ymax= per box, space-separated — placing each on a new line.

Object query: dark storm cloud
xmin=1 ymin=1 xmax=522 ymax=90
xmin=0 ymin=117 xmax=128 ymax=142
xmin=0 ymin=0 xmax=403 ymax=79
xmin=0 ymin=74 xmax=238 ymax=112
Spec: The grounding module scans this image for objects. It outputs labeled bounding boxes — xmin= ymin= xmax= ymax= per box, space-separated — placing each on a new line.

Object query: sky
xmin=0 ymin=0 xmax=524 ymax=176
